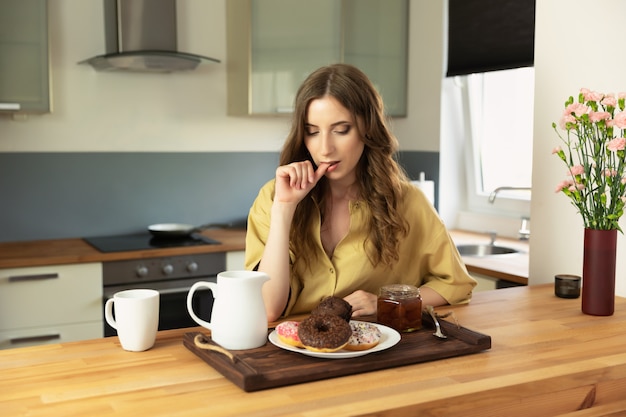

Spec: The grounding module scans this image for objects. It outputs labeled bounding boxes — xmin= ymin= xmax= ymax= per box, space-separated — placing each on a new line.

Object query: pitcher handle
xmin=186 ymin=281 xmax=217 ymax=330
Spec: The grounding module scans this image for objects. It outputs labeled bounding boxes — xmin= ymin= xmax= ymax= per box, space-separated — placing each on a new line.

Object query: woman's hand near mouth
xmin=274 ymin=161 xmax=331 ymax=205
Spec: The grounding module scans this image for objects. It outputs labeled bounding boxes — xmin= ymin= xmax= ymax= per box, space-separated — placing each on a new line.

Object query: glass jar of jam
xmin=376 ymin=284 xmax=422 ymax=332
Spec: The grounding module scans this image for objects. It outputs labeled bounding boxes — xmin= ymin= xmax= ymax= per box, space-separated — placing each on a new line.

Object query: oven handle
xmin=104 ymin=285 xmax=213 ymax=299
xmin=157 ymin=286 xmax=202 ymax=296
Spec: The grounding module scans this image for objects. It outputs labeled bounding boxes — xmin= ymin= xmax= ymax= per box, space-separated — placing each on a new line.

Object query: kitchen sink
xmin=456 ymin=244 xmax=520 ymax=257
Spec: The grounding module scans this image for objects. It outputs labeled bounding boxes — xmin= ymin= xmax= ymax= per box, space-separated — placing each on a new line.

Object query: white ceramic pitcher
xmin=186 ymin=270 xmax=270 ymax=350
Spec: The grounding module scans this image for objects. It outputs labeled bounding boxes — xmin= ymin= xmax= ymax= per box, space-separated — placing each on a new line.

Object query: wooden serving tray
xmin=183 ymin=314 xmax=491 ymax=392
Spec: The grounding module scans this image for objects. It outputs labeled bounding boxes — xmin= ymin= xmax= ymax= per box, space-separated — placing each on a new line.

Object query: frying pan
xmin=147 ymin=223 xmax=217 ymax=244
xmin=147 ymin=219 xmax=247 ymax=243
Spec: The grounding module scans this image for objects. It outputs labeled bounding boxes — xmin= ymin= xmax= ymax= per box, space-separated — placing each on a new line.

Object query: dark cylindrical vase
xmin=582 ymin=228 xmax=617 ymax=316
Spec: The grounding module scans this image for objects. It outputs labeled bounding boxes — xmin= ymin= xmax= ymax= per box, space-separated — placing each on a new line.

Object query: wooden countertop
xmin=449 ymin=229 xmax=529 ymax=285
xmin=0 ymin=229 xmax=247 ymax=269
xmin=2 ymin=284 xmax=625 ymax=416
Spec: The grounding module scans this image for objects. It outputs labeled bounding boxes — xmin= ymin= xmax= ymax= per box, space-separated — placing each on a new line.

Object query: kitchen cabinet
xmin=0 ymin=263 xmax=102 ymax=349
xmin=0 ymin=0 xmax=50 ymax=114
xmin=471 ymin=273 xmax=498 ymax=292
xmin=471 ymin=272 xmax=525 ymax=292
xmin=227 ymin=0 xmax=408 ymax=117
xmin=226 ymin=250 xmax=245 ymax=270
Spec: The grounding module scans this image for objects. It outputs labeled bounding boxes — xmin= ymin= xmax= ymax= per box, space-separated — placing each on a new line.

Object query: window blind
xmin=447 ymin=0 xmax=535 ymax=77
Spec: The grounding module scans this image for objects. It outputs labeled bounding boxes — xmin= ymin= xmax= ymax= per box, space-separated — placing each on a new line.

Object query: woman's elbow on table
xmin=264 ymin=298 xmax=288 ymax=322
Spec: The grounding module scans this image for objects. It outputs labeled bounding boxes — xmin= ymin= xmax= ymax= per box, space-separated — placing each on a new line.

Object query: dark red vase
xmin=582 ymin=228 xmax=617 ymax=316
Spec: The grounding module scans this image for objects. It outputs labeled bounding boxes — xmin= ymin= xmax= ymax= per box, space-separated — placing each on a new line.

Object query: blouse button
xmin=329 ymin=268 xmax=335 ymax=274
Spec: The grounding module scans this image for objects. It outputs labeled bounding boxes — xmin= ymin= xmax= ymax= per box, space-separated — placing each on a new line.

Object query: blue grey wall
xmin=0 ymin=151 xmax=438 ymax=242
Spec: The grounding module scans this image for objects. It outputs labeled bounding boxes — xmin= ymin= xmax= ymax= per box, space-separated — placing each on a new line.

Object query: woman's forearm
xmin=258 ymin=202 xmax=297 ymax=321
xmin=419 ymin=286 xmax=448 ymax=307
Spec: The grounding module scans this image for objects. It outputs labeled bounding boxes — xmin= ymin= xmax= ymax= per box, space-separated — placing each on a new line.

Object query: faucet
xmin=488 ymin=186 xmax=532 ymax=204
xmin=487 ymin=186 xmax=532 ymax=240
xmin=519 ymin=217 xmax=530 ymax=240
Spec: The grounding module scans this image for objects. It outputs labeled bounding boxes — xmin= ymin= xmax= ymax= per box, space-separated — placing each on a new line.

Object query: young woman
xmin=245 ymin=63 xmax=476 ymax=321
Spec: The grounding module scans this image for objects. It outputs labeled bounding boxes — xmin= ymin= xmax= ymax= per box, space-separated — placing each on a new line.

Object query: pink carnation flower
xmin=569 ymin=183 xmax=585 ymax=192
xmin=555 ymin=179 xmax=573 ymax=192
xmin=613 ymin=112 xmax=626 ymax=129
xmin=564 ymin=102 xmax=589 ymax=117
xmin=608 ymin=138 xmax=626 ymax=152
xmin=589 ymin=111 xmax=610 ymax=122
xmin=601 ymin=94 xmax=617 ymax=107
xmin=552 ymin=146 xmax=562 ymax=154
xmin=559 ymin=114 xmax=577 ymax=130
xmin=569 ymin=165 xmax=585 ymax=176
xmin=581 ymin=88 xmax=603 ymax=102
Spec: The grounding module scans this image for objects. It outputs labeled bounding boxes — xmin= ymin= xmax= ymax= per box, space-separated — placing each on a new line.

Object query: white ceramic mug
xmin=105 ymin=289 xmax=159 ymax=352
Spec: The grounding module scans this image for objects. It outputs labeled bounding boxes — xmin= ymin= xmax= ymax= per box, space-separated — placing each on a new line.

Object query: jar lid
xmin=379 ymin=284 xmax=420 ymax=299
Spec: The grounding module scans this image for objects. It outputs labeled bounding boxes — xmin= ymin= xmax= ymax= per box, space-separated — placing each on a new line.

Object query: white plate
xmin=268 ymin=321 xmax=401 ymax=359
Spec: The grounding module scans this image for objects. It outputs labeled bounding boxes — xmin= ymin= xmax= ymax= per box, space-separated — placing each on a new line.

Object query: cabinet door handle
xmin=10 ymin=333 xmax=61 ymax=345
xmin=0 ymin=103 xmax=20 ymax=111
xmin=8 ymin=273 xmax=59 ymax=282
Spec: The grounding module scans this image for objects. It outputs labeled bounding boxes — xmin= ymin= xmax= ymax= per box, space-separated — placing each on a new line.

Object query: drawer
xmin=0 ymin=263 xmax=102 ymax=331
xmin=0 ymin=321 xmax=103 ymax=350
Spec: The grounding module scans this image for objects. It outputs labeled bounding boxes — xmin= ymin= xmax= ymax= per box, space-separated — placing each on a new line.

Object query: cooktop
xmin=83 ymin=233 xmax=219 ymax=253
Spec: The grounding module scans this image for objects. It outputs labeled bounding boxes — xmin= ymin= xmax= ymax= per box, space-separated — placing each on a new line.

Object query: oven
xmin=101 ymin=253 xmax=225 ymax=337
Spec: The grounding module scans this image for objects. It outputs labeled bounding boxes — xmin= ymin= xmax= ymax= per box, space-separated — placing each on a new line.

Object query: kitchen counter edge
xmin=0 ymin=229 xmax=247 ymax=269
xmin=0 ymin=229 xmax=528 ymax=286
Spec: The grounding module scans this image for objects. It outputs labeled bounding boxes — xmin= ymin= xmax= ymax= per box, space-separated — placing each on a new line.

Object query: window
xmin=463 ymin=67 xmax=534 ymax=215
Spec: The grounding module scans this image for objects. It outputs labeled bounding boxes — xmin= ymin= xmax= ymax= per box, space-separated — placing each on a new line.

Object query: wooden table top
xmin=2 ymin=284 xmax=625 ymax=416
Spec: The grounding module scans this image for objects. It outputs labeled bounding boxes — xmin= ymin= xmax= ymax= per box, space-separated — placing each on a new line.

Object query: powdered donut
xmin=297 ymin=314 xmax=352 ymax=353
xmin=275 ymin=321 xmax=304 ymax=348
xmin=345 ymin=321 xmax=382 ymax=351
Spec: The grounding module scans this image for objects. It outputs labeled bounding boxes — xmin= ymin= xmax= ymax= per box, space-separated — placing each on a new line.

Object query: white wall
xmin=0 ymin=0 xmax=442 ymax=153
xmin=531 ymin=0 xmax=626 ymax=297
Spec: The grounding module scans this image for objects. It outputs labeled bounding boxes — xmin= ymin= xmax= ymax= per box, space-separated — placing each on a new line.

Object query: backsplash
xmin=0 ymin=151 xmax=438 ymax=242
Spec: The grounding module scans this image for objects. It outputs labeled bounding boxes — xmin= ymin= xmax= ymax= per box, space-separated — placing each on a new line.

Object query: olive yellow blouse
xmin=245 ymin=180 xmax=476 ymax=317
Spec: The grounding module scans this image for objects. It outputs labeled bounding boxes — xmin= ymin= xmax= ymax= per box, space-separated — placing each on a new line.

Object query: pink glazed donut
xmin=276 ymin=321 xmax=304 ymax=348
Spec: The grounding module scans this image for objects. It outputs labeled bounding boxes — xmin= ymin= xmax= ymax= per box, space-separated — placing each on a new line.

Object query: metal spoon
xmin=426 ymin=305 xmax=447 ymax=339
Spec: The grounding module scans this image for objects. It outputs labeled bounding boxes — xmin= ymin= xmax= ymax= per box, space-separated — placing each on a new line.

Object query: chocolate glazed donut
xmin=312 ymin=296 xmax=353 ymax=322
xmin=297 ymin=314 xmax=352 ymax=352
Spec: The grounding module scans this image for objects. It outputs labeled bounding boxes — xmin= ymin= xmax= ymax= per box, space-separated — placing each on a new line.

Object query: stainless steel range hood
xmin=79 ymin=0 xmax=220 ymax=73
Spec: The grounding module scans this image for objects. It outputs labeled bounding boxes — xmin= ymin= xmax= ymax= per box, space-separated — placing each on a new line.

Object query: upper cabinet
xmin=227 ymin=0 xmax=408 ymax=117
xmin=0 ymin=0 xmax=50 ymax=114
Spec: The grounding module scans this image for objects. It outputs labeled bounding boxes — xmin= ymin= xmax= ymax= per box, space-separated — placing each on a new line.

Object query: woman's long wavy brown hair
xmin=280 ymin=63 xmax=409 ymax=271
